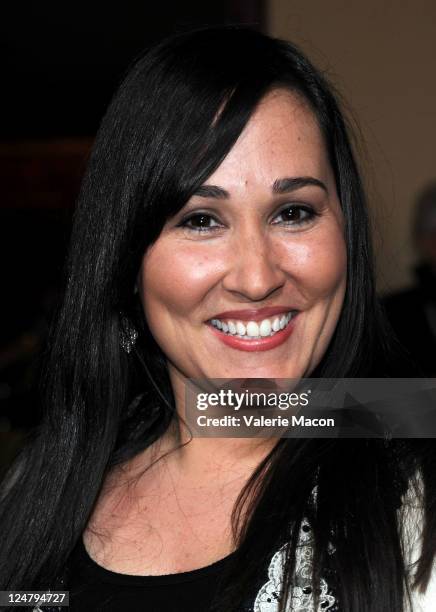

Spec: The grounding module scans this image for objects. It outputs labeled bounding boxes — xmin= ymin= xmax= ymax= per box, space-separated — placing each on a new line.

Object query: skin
xmin=139 ymin=88 xmax=347 ymax=387
xmin=83 ymin=89 xmax=348 ymax=575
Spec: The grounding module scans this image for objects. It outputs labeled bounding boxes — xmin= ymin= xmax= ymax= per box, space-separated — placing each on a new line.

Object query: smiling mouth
xmin=209 ymin=311 xmax=296 ymax=340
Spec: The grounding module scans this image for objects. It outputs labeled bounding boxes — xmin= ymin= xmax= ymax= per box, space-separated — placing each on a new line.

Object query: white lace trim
xmin=253 ymin=521 xmax=335 ymax=612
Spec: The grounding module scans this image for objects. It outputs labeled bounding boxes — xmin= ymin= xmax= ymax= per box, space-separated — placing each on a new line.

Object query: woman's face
xmin=139 ymin=89 xmax=347 ymax=381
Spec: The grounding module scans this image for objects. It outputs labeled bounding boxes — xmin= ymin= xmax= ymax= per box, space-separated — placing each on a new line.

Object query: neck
xmin=159 ymin=365 xmax=279 ymax=481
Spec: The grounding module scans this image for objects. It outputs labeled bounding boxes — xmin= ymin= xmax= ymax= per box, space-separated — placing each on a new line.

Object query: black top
xmin=67 ymin=537 xmax=240 ymax=612
xmin=61 ymin=530 xmax=339 ymax=612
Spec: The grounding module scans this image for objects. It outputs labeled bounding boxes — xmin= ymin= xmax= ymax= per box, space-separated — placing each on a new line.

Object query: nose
xmin=222 ymin=228 xmax=286 ymax=301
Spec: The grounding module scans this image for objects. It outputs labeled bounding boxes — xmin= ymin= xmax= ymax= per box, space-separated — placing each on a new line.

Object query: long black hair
xmin=0 ymin=26 xmax=434 ymax=612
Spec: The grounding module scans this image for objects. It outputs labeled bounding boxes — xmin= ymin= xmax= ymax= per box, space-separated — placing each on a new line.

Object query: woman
xmin=0 ymin=26 xmax=435 ymax=612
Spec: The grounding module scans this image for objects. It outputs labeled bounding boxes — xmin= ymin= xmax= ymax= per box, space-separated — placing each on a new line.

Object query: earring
xmin=119 ymin=313 xmax=138 ymax=353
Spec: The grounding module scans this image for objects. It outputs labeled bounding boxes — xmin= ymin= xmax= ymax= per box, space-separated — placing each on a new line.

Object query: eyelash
xmin=177 ymin=205 xmax=319 ymax=233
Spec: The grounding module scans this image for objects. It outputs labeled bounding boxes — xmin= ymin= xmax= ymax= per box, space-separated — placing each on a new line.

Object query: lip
xmin=209 ymin=306 xmax=297 ymax=323
xmin=207 ymin=312 xmax=298 ymax=352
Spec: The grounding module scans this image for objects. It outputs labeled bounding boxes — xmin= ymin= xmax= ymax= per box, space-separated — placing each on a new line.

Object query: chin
xmin=213 ymin=365 xmax=307 ymax=380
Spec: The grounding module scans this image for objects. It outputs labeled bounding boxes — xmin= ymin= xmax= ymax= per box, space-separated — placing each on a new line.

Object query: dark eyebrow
xmin=272 ymin=176 xmax=328 ymax=194
xmin=192 ymin=176 xmax=327 ymax=200
xmin=192 ymin=185 xmax=230 ymax=199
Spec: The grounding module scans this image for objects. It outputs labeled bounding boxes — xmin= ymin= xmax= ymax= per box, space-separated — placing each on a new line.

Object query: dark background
xmin=2 ymin=1 xmax=264 ymax=138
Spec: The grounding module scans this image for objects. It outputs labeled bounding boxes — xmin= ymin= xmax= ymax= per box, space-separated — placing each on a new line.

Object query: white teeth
xmin=228 ymin=321 xmax=237 ymax=334
xmin=236 ymin=321 xmax=246 ymax=335
xmin=210 ymin=311 xmax=295 ymax=339
xmin=246 ymin=321 xmax=260 ymax=337
xmin=259 ymin=319 xmax=272 ymax=337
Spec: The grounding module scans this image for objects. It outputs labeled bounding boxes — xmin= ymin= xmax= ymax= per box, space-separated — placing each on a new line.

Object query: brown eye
xmin=178 ymin=213 xmax=222 ymax=232
xmin=273 ymin=205 xmax=316 ymax=226
xmin=188 ymin=214 xmax=214 ymax=228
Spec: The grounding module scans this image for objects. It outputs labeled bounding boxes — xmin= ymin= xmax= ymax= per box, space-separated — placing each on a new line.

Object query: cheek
xmin=277 ymin=228 xmax=347 ymax=302
xmin=139 ymin=239 xmax=226 ymax=320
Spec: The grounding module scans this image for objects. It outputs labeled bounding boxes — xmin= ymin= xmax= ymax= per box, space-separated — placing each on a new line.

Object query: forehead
xmin=208 ymin=89 xmax=332 ymax=189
